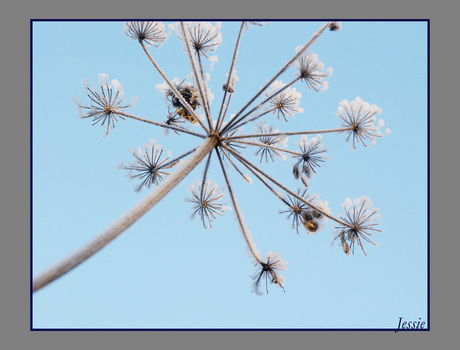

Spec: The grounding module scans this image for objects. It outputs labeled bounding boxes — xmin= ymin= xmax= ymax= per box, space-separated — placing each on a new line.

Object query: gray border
xmin=2 ymin=0 xmax=456 ymax=349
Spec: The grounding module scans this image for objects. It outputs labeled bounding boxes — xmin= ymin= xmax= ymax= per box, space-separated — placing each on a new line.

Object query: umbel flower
xmin=265 ymin=80 xmax=304 ymax=121
xmin=186 ymin=180 xmax=230 ymax=229
xmin=295 ymin=50 xmax=332 ymax=92
xmin=292 ymin=135 xmax=327 ymax=179
xmin=252 ymin=251 xmax=287 ymax=295
xmin=74 ymin=73 xmax=137 ymax=136
xmin=332 ymin=196 xmax=382 ymax=256
xmin=123 ymin=21 xmax=170 ymax=48
xmin=254 ymin=123 xmax=288 ymax=163
xmin=33 ymin=22 xmax=388 ymax=296
xmin=175 ymin=21 xmax=222 ymax=60
xmin=336 ymin=96 xmax=387 ymax=149
xmin=279 ymin=189 xmax=329 ymax=234
xmin=120 ymin=140 xmax=175 ymax=192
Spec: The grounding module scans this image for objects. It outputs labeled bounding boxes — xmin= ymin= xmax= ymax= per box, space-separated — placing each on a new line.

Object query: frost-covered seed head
xmin=332 ymin=196 xmax=382 ymax=256
xmin=124 ymin=21 xmax=169 ymax=48
xmin=295 ymin=50 xmax=332 ymax=92
xmin=186 ymin=180 xmax=229 ymax=229
xmin=252 ymin=251 xmax=287 ymax=295
xmin=121 ymin=140 xmax=175 ymax=192
xmin=76 ymin=74 xmax=136 ymax=136
xmin=279 ymin=189 xmax=328 ymax=235
xmin=265 ymin=80 xmax=304 ymax=121
xmin=292 ymin=135 xmax=328 ymax=179
xmin=176 ymin=22 xmax=222 ymax=59
xmin=336 ymin=97 xmax=385 ymax=149
xmin=254 ymin=123 xmax=288 ymax=163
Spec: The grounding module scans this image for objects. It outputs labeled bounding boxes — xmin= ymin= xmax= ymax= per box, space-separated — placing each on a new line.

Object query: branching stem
xmin=221 ymin=22 xmax=330 ymax=134
xmin=139 ymin=41 xmax=210 ymax=133
xmin=222 ymin=144 xmax=351 ymax=227
xmin=33 ymin=137 xmax=217 ymax=292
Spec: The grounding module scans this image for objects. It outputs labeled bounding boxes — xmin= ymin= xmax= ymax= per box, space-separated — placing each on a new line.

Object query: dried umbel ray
xmin=34 ymin=21 xmax=390 ymax=295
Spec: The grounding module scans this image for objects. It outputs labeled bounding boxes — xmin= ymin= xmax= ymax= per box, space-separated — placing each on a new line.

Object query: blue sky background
xmin=32 ymin=20 xmax=428 ymax=329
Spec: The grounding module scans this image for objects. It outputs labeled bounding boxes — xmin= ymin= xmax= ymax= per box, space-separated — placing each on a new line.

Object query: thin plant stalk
xmin=224 ymin=126 xmax=354 ymax=141
xmin=219 ymin=93 xmax=233 ymax=129
xmin=222 ymin=144 xmax=350 ymax=227
xmin=229 ymin=139 xmax=302 ymax=157
xmin=216 ymin=21 xmax=245 ymax=131
xmin=180 ymin=22 xmax=213 ymax=132
xmin=226 ymin=76 xmax=301 ymax=133
xmin=229 ymin=149 xmax=291 ymax=207
xmin=139 ymin=41 xmax=210 ymax=134
xmin=219 ymin=147 xmax=252 ymax=183
xmin=159 ymin=147 xmax=198 ymax=169
xmin=116 ymin=110 xmax=206 ymax=139
xmin=228 ymin=106 xmax=279 ymax=131
xmin=221 ymin=22 xmax=330 ymax=134
xmin=33 ymin=137 xmax=218 ymax=292
xmin=215 ymin=148 xmax=262 ymax=264
xmin=199 ymin=151 xmax=213 ymax=200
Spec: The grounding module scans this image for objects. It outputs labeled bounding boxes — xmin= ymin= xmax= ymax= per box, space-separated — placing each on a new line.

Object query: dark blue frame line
xmin=30 ymin=18 xmax=430 ymax=332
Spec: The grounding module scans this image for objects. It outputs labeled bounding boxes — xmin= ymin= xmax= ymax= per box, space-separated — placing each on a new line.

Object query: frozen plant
xmin=34 ymin=21 xmax=388 ymax=295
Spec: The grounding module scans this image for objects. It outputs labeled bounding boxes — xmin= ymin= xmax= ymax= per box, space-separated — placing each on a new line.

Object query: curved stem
xmin=33 ymin=137 xmax=217 ymax=292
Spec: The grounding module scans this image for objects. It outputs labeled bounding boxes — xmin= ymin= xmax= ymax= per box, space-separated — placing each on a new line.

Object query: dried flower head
xmin=123 ymin=21 xmax=169 ymax=48
xmin=252 ymin=251 xmax=287 ymax=295
xmin=336 ymin=97 xmax=385 ymax=149
xmin=254 ymin=123 xmax=288 ymax=163
xmin=279 ymin=189 xmax=328 ymax=234
xmin=265 ymin=80 xmax=304 ymax=121
xmin=176 ymin=22 xmax=222 ymax=59
xmin=186 ymin=180 xmax=229 ymax=229
xmin=295 ymin=50 xmax=332 ymax=92
xmin=292 ymin=135 xmax=327 ymax=179
xmin=332 ymin=196 xmax=382 ymax=256
xmin=75 ymin=74 xmax=137 ymax=136
xmin=162 ymin=107 xmax=186 ymax=137
xmin=120 ymin=140 xmax=175 ymax=192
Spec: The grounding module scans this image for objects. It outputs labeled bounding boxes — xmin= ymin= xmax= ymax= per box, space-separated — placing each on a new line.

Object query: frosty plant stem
xmin=216 ymin=21 xmax=245 ymax=131
xmin=222 ymin=144 xmax=349 ymax=227
xmin=180 ymin=22 xmax=213 ymax=131
xmin=116 ymin=110 xmax=206 ymax=138
xmin=216 ymin=148 xmax=262 ymax=264
xmin=222 ymin=22 xmax=330 ymax=134
xmin=33 ymin=137 xmax=217 ymax=292
xmin=139 ymin=41 xmax=210 ymax=133
xmin=224 ymin=126 xmax=354 ymax=141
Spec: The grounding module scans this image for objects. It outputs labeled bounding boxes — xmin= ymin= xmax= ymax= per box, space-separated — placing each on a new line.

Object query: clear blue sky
xmin=32 ymin=20 xmax=428 ymax=329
